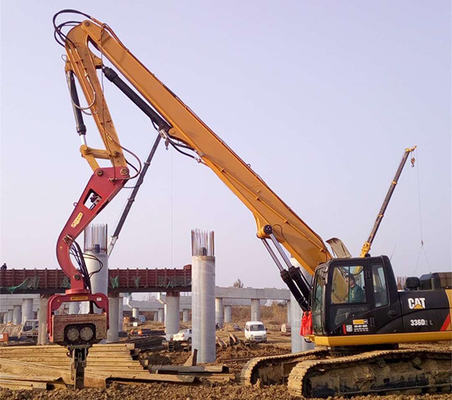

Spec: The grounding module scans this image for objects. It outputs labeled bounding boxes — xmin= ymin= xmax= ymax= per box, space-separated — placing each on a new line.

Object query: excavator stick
xmin=55 ymin=166 xmax=128 ymax=293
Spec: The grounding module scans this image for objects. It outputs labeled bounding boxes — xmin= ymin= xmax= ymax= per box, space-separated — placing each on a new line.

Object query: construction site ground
xmin=0 ymin=313 xmax=451 ymax=400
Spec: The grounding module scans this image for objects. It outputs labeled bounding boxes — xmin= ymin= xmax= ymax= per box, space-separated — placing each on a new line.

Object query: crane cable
xmin=413 ymin=148 xmax=431 ymax=273
xmin=170 ymin=146 xmax=174 ymax=269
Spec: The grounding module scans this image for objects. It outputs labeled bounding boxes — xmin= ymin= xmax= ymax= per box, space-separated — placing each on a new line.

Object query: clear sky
xmin=1 ymin=1 xmax=450 ymax=290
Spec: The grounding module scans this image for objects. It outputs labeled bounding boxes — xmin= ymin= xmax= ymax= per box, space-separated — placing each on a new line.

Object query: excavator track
xmin=241 ymin=347 xmax=452 ymax=398
xmin=241 ymin=348 xmax=329 ymax=386
xmin=288 ymin=348 xmax=452 ymax=398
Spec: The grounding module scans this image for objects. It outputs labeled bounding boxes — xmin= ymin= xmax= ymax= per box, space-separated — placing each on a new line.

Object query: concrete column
xmin=132 ymin=307 xmax=139 ymax=319
xmin=85 ymin=252 xmax=108 ymax=302
xmin=215 ymin=298 xmax=224 ymax=328
xmin=7 ymin=309 xmax=13 ymax=323
xmin=192 ymin=254 xmax=216 ymax=363
xmin=289 ymin=259 xmax=315 ymax=352
xmin=2 ymin=312 xmax=7 ymax=324
xmin=107 ymin=295 xmax=119 ymax=343
xmin=22 ymin=298 xmax=34 ymax=323
xmin=12 ymin=305 xmax=21 ymax=324
xmin=84 ymin=224 xmax=108 ymax=313
xmin=37 ymin=295 xmax=49 ymax=345
xmin=290 ymin=293 xmax=304 ymax=352
xmin=165 ymin=291 xmax=180 ymax=341
xmin=250 ymin=299 xmax=260 ymax=321
xmin=118 ymin=295 xmax=124 ymax=332
xmin=182 ymin=309 xmax=190 ymax=323
xmin=287 ymin=300 xmax=291 ymax=324
xmin=224 ymin=305 xmax=232 ymax=323
xmin=153 ymin=311 xmax=158 ymax=322
xmin=158 ymin=308 xmax=164 ymax=322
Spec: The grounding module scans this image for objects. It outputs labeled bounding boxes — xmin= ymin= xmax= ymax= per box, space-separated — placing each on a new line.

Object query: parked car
xmin=244 ymin=321 xmax=267 ymax=343
xmin=19 ymin=319 xmax=39 ymax=342
xmin=172 ymin=328 xmax=192 ymax=343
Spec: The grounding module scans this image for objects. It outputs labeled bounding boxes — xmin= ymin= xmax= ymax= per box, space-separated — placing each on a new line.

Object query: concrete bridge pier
xmin=165 ymin=291 xmax=180 ymax=341
xmin=7 ymin=309 xmax=13 ymax=323
xmin=118 ymin=295 xmax=124 ymax=332
xmin=290 ymin=293 xmax=304 ymax=352
xmin=84 ymin=224 xmax=108 ymax=315
xmin=290 ymin=299 xmax=314 ymax=351
xmin=37 ymin=294 xmax=49 ymax=345
xmin=22 ymin=298 xmax=33 ymax=323
xmin=182 ymin=309 xmax=190 ymax=323
xmin=289 ymin=259 xmax=315 ymax=352
xmin=287 ymin=299 xmax=291 ymax=324
xmin=2 ymin=312 xmax=7 ymax=324
xmin=107 ymin=294 xmax=119 ymax=342
xmin=224 ymin=305 xmax=232 ymax=323
xmin=12 ymin=305 xmax=21 ymax=324
xmin=132 ymin=307 xmax=139 ymax=319
xmin=158 ymin=308 xmax=164 ymax=322
xmin=191 ymin=229 xmax=216 ymax=363
xmin=250 ymin=299 xmax=260 ymax=321
xmin=215 ymin=297 xmax=224 ymax=328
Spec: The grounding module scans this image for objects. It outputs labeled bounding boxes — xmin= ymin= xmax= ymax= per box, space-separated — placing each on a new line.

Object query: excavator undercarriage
xmin=241 ymin=345 xmax=452 ymax=398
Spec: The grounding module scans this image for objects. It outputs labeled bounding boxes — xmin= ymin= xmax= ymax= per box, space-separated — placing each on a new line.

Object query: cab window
xmin=372 ymin=263 xmax=388 ymax=307
xmin=311 ymin=269 xmax=326 ymax=334
xmin=331 ymin=266 xmax=366 ymax=304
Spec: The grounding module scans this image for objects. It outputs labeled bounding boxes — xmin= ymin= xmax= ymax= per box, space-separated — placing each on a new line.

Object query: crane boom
xmin=360 ymin=146 xmax=416 ymax=257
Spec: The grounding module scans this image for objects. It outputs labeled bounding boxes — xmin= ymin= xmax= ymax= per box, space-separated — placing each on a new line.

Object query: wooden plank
xmin=0 ymin=358 xmax=106 ymax=388
xmin=0 ymin=379 xmax=48 ymax=390
xmin=88 ymin=364 xmax=141 ymax=368
xmin=87 ymin=354 xmax=134 ymax=359
xmin=0 ymin=376 xmax=67 ymax=389
xmin=0 ymin=348 xmax=67 ymax=357
xmin=202 ymin=373 xmax=235 ymax=383
xmin=1 ymin=360 xmax=141 ymax=368
xmin=0 ymin=352 xmax=133 ymax=360
xmin=0 ymin=354 xmax=67 ymax=360
xmin=86 ymin=367 xmax=145 ymax=372
xmin=0 ymin=344 xmax=133 ymax=353
xmin=0 ymin=344 xmax=132 ymax=352
xmin=87 ymin=366 xmax=144 ymax=370
xmin=150 ymin=365 xmax=228 ymax=373
xmin=0 ymin=347 xmax=67 ymax=353
xmin=3 ymin=360 xmax=70 ymax=365
xmin=104 ymin=373 xmax=196 ymax=383
xmin=0 ymin=359 xmax=68 ymax=381
xmin=0 ymin=349 xmax=133 ymax=359
xmin=92 ymin=343 xmax=135 ymax=350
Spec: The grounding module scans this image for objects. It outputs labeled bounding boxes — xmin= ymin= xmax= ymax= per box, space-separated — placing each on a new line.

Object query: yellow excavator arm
xmin=61 ymin=13 xmax=331 ymax=275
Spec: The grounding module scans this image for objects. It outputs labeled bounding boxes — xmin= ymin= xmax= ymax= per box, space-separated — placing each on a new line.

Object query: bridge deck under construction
xmin=0 ymin=266 xmax=191 ymax=295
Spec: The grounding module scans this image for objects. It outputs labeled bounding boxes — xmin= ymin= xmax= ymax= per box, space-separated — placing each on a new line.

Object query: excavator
xmin=50 ymin=9 xmax=451 ymax=396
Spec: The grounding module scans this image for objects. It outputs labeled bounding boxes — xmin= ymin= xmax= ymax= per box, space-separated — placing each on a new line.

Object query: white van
xmin=244 ymin=321 xmax=267 ymax=343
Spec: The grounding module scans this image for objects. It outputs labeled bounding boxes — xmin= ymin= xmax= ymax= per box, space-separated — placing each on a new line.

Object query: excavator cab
xmin=310 ymin=256 xmax=402 ymax=345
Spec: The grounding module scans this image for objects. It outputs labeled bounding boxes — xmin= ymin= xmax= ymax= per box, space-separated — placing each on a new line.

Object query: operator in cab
xmin=346 ymin=274 xmax=365 ymax=303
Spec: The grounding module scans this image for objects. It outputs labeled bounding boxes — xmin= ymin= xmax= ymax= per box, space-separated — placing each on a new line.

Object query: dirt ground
xmin=0 ymin=384 xmax=450 ymax=400
xmin=0 ymin=315 xmax=450 ymax=400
